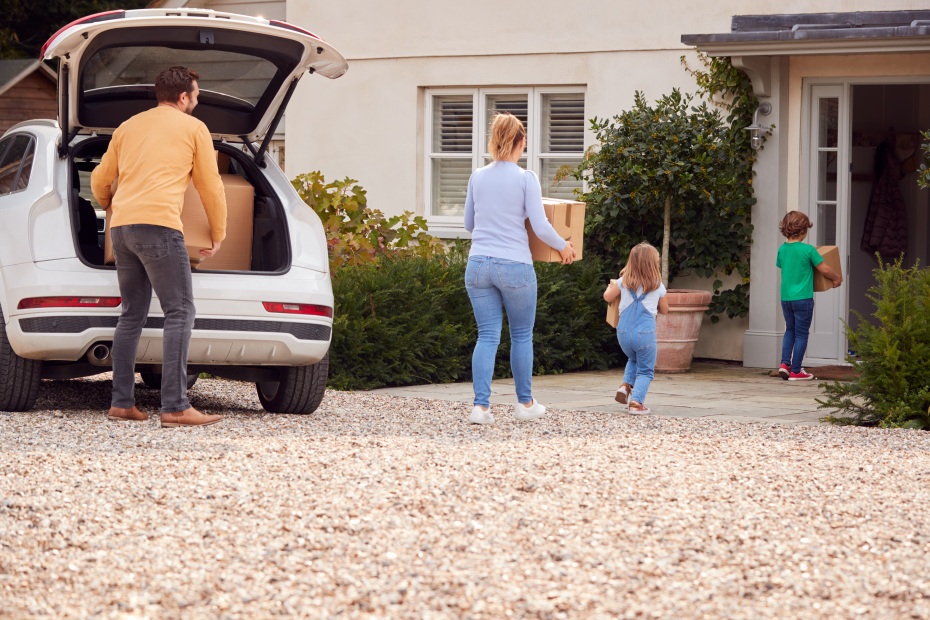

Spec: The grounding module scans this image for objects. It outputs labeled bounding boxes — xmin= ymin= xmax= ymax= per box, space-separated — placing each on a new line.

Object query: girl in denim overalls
xmin=603 ymin=242 xmax=669 ymax=414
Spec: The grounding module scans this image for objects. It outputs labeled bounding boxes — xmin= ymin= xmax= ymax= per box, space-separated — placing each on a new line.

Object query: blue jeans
xmin=781 ymin=298 xmax=815 ymax=374
xmin=617 ymin=290 xmax=657 ymax=405
xmin=110 ymin=225 xmax=196 ymax=413
xmin=465 ymin=256 xmax=537 ymax=408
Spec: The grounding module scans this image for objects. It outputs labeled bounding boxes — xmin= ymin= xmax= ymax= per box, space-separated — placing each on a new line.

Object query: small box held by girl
xmin=603 ymin=242 xmax=669 ymax=414
xmin=776 ymin=210 xmax=843 ymax=381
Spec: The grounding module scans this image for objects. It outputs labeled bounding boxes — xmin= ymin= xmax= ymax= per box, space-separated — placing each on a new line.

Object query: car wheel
xmin=257 ymin=353 xmax=329 ymax=414
xmin=0 ymin=307 xmax=42 ymax=411
xmin=140 ymin=369 xmax=199 ymax=390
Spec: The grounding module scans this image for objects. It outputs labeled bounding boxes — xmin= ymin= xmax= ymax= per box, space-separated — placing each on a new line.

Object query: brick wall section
xmin=0 ymin=72 xmax=57 ymax=133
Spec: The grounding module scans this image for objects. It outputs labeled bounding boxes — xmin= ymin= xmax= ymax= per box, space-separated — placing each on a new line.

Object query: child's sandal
xmin=628 ymin=401 xmax=651 ymax=415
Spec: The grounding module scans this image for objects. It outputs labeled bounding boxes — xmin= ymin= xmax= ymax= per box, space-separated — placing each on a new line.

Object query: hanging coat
xmin=861 ymin=142 xmax=908 ymax=262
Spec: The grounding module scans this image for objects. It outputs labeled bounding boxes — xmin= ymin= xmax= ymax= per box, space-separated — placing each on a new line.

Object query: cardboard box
xmin=104 ymin=173 xmax=254 ymax=270
xmin=526 ymin=198 xmax=585 ymax=262
xmin=606 ymin=279 xmax=619 ymax=328
xmin=813 ymin=245 xmax=842 ymax=292
xmin=188 ymin=174 xmax=254 ymax=271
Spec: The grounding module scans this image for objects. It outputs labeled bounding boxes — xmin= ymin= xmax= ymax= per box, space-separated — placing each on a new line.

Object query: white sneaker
xmin=469 ymin=406 xmax=494 ymax=425
xmin=514 ymin=400 xmax=546 ymax=421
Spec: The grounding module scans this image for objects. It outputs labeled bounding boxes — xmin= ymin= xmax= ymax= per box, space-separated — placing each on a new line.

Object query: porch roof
xmin=682 ymin=10 xmax=930 ymax=56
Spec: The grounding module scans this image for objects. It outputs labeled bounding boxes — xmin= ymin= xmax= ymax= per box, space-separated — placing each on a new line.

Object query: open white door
xmin=803 ymin=84 xmax=849 ymax=364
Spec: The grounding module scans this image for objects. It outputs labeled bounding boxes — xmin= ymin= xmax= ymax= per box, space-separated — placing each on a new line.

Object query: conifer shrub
xmin=819 ymin=259 xmax=930 ymax=429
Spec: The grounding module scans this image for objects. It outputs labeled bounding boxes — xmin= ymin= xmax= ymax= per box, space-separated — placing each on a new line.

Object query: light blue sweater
xmin=464 ymin=161 xmax=567 ymax=264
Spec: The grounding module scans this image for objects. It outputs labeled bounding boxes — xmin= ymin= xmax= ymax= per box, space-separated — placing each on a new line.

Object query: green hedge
xmin=328 ymin=254 xmax=624 ymax=390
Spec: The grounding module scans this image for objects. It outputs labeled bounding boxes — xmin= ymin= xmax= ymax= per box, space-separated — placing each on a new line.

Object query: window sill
xmin=425 ymin=226 xmax=472 ymax=240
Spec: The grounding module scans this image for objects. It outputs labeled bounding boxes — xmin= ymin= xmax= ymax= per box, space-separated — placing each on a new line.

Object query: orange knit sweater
xmin=91 ymin=105 xmax=227 ymax=243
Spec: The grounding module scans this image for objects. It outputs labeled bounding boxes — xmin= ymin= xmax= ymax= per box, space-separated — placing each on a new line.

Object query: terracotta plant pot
xmin=655 ymin=289 xmax=713 ymax=373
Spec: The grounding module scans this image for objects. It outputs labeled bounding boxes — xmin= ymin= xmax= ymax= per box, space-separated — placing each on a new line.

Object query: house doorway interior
xmin=805 ymin=80 xmax=930 ymax=365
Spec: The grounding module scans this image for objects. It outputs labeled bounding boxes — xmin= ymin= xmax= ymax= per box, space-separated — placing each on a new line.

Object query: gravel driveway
xmin=2 ymin=375 xmax=930 ymax=619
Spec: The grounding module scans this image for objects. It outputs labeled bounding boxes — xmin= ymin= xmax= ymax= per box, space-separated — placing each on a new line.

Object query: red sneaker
xmin=778 ymin=363 xmax=790 ymax=380
xmin=788 ymin=369 xmax=814 ymax=381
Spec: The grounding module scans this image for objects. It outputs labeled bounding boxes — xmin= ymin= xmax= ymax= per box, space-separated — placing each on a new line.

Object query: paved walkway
xmin=370 ymin=361 xmax=833 ymax=426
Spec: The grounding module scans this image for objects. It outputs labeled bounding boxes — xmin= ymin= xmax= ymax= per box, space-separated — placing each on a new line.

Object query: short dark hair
xmin=154 ymin=66 xmax=200 ymax=103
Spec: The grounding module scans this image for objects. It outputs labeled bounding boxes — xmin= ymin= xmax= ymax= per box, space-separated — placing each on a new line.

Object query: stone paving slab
xmin=369 ymin=361 xmax=838 ymax=426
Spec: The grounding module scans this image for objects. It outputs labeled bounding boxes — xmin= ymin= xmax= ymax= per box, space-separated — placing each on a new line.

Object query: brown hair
xmin=488 ymin=113 xmax=526 ymax=161
xmin=779 ymin=210 xmax=813 ymax=239
xmin=154 ymin=66 xmax=200 ymax=104
xmin=620 ymin=242 xmax=662 ymax=294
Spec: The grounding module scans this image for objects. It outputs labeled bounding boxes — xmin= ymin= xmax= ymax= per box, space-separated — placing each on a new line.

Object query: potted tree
xmin=574 ymin=74 xmax=756 ymax=371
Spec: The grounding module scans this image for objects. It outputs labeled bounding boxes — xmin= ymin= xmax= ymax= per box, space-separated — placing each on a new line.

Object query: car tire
xmin=0 ymin=307 xmax=42 ymax=411
xmin=140 ymin=369 xmax=199 ymax=390
xmin=257 ymin=353 xmax=329 ymax=414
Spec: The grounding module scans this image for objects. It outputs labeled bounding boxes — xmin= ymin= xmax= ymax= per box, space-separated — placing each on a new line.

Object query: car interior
xmin=69 ymin=138 xmax=291 ymax=273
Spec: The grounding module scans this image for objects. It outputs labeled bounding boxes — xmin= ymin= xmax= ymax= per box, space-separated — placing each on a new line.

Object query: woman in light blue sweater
xmin=464 ymin=113 xmax=576 ymax=425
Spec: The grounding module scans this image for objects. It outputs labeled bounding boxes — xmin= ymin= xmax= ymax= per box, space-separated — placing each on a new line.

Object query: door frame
xmin=799 ymin=76 xmax=930 ymax=365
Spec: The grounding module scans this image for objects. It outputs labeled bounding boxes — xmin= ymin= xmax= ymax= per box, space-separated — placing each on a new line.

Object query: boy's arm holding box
xmin=816 ymin=262 xmax=843 ymax=288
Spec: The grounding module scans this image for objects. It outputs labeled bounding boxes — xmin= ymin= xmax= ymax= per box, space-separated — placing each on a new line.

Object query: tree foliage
xmin=0 ymin=0 xmax=150 ymax=60
xmin=572 ymin=79 xmax=755 ymax=321
xmin=292 ymin=171 xmax=445 ymax=269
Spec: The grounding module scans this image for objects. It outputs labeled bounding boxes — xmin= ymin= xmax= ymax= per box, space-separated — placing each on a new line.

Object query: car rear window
xmin=82 ymin=46 xmax=278 ymax=107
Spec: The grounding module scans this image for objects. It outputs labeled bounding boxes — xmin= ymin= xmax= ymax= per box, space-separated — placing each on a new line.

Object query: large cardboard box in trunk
xmin=104 ymin=174 xmax=254 ymax=270
xmin=526 ymin=198 xmax=585 ymax=262
xmin=813 ymin=245 xmax=842 ymax=292
xmin=188 ymin=174 xmax=254 ymax=271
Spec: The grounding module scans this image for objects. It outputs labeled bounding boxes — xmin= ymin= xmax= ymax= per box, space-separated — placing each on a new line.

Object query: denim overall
xmin=617 ymin=288 xmax=657 ymax=405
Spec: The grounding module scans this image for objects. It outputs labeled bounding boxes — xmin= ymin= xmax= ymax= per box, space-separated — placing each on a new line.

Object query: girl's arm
xmin=603 ymin=279 xmax=621 ymax=302
xmin=815 ymin=262 xmax=843 ymax=288
xmin=657 ymin=295 xmax=670 ymax=315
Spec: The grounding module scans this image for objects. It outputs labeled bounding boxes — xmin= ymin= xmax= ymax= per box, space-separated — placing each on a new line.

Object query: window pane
xmin=0 ymin=135 xmax=32 ymax=195
xmin=817 ymin=151 xmax=837 ymax=202
xmin=83 ymin=46 xmax=279 ymax=108
xmin=540 ymin=157 xmax=582 ymax=200
xmin=431 ymin=158 xmax=472 ymax=216
xmin=818 ymin=98 xmax=838 ymax=149
xmin=816 ymin=203 xmax=836 ymax=245
xmin=486 ymin=95 xmax=528 ymax=135
xmin=542 ymin=94 xmax=584 ymax=153
xmin=432 ymin=96 xmax=473 ymax=153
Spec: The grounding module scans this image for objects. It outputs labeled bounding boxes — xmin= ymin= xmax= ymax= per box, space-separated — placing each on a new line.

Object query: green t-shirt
xmin=776 ymin=241 xmax=824 ymax=301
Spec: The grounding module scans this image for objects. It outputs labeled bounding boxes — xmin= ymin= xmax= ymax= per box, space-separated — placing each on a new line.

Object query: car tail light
xmin=18 ymin=296 xmax=121 ymax=309
xmin=40 ymin=10 xmax=125 ymax=58
xmin=262 ymin=302 xmax=333 ymax=317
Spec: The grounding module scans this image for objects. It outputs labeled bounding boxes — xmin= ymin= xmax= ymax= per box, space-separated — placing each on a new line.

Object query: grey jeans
xmin=110 ymin=224 xmax=195 ymax=413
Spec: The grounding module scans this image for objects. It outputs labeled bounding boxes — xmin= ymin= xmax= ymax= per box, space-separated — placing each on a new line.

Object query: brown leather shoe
xmin=160 ymin=408 xmax=223 ymax=428
xmin=107 ymin=405 xmax=150 ymax=421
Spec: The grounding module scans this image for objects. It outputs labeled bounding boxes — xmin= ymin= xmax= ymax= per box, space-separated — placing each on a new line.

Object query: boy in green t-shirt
xmin=775 ymin=211 xmax=843 ymax=381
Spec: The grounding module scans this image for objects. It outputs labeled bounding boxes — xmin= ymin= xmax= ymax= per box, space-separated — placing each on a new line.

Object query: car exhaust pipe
xmin=87 ymin=343 xmax=112 ymax=367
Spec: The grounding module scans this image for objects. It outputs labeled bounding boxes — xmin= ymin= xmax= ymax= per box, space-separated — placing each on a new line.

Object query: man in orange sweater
xmin=91 ymin=66 xmax=227 ymax=428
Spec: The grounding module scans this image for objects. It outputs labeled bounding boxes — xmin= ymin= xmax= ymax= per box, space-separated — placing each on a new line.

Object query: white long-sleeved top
xmin=464 ymin=161 xmax=567 ymax=263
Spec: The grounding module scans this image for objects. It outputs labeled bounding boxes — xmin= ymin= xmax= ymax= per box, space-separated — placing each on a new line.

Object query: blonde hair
xmin=488 ymin=113 xmax=526 ymax=161
xmin=620 ymin=242 xmax=662 ymax=294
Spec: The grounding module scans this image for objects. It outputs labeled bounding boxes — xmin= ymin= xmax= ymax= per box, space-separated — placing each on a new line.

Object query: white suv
xmin=0 ymin=9 xmax=347 ymax=413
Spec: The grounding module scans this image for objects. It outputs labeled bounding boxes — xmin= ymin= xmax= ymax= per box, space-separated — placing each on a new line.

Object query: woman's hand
xmin=559 ymin=241 xmax=576 ymax=265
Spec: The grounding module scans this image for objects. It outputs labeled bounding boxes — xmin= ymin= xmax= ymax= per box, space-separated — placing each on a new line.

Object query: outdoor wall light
xmin=745 ymin=101 xmax=772 ymax=150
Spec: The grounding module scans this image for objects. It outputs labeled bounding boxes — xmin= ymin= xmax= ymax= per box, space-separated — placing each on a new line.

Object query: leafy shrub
xmin=819 ymin=258 xmax=930 ymax=429
xmin=328 ymin=253 xmax=624 ymax=390
xmin=292 ymin=171 xmax=445 ymax=268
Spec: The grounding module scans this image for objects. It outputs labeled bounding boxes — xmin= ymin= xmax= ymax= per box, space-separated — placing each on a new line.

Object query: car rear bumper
xmin=4 ymin=260 xmax=333 ymax=365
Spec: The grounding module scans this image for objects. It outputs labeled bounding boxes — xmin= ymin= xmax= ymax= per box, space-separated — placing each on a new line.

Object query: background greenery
xmin=0 ymin=1 xmax=150 ymax=59
xmin=819 ymin=259 xmax=930 ymax=429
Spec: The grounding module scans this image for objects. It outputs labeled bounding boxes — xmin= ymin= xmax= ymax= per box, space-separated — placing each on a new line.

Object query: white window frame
xmin=424 ymin=86 xmax=586 ymax=230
